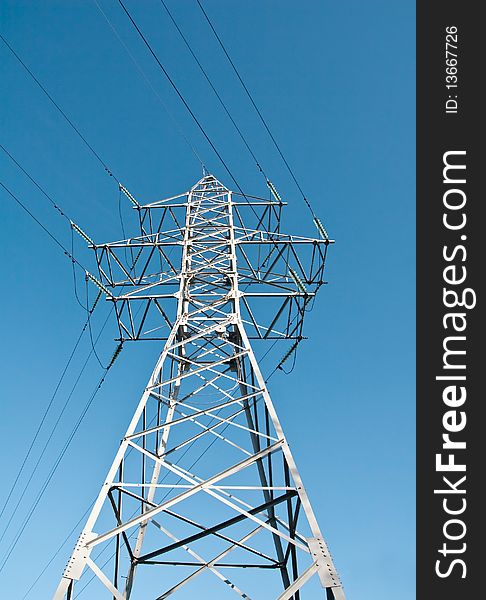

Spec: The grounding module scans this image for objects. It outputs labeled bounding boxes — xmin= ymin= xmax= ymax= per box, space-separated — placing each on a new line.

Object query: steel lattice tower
xmin=54 ymin=175 xmax=345 ymax=600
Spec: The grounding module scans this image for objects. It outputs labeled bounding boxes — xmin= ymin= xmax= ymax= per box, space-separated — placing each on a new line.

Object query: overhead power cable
xmin=0 ymin=314 xmax=93 ymax=527
xmin=0 ymin=143 xmax=107 ymax=308
xmin=0 ymin=147 xmax=113 ymax=300
xmin=0 ymin=149 xmax=116 ymax=548
xmin=116 ymin=0 xmax=254 ymax=206
xmin=94 ymin=0 xmax=282 ymax=244
xmin=0 ymin=328 xmax=123 ymax=576
xmin=0 ymin=180 xmax=88 ymax=272
xmin=85 ymin=278 xmax=106 ymax=369
xmin=0 ymin=32 xmax=119 ymax=183
xmin=195 ymin=0 xmax=318 ymax=218
xmin=115 ymin=0 xmax=307 ymax=332
xmin=21 ymin=502 xmax=94 ymax=599
xmin=71 ymin=227 xmax=90 ymax=310
xmin=0 ymin=374 xmax=107 ymax=575
xmin=91 ymin=0 xmax=205 ymax=171
xmin=0 ymin=143 xmax=101 ymax=310
xmin=158 ymin=0 xmax=269 ymax=183
xmin=0 ymin=143 xmax=75 ymax=223
xmin=0 ymin=308 xmax=114 ymax=548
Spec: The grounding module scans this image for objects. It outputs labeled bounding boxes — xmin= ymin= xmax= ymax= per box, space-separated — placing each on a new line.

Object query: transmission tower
xmin=53 ymin=175 xmax=345 ymax=600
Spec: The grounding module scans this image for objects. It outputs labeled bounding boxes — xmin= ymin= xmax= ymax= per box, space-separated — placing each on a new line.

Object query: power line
xmin=0 ymin=308 xmax=113 ymax=548
xmin=85 ymin=277 xmax=107 ymax=369
xmin=0 ymin=374 xmax=107 ymax=575
xmin=0 ymin=138 xmax=120 ymax=571
xmin=0 ymin=330 xmax=122 ymax=575
xmin=117 ymin=186 xmax=129 ymax=261
xmin=71 ymin=227 xmax=90 ymax=310
xmin=195 ymin=0 xmax=318 ymax=218
xmin=0 ymin=143 xmax=101 ymax=308
xmin=0 ymin=32 xmax=119 ymax=183
xmin=0 ymin=314 xmax=91 ymax=527
xmin=0 ymin=143 xmax=75 ymax=223
xmin=112 ymin=1 xmax=312 ymax=379
xmin=0 ymin=151 xmax=117 ymax=535
xmin=116 ymin=0 xmax=253 ymax=204
xmin=0 ymin=180 xmax=88 ymax=272
xmin=1 ymin=143 xmax=109 ymax=313
xmin=0 ymin=279 xmax=140 ymax=566
xmin=21 ymin=502 xmax=94 ymax=599
xmin=91 ymin=0 xmax=206 ymax=171
xmin=158 ymin=0 xmax=269 ymax=182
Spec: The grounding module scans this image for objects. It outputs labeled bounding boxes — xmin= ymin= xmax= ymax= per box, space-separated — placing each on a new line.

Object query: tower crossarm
xmin=91 ymin=177 xmax=332 ymax=342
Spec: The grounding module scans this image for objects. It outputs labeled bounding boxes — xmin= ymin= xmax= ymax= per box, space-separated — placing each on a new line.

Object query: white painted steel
xmin=53 ymin=175 xmax=345 ymax=600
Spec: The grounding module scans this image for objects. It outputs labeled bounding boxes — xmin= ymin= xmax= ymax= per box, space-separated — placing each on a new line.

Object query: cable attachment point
xmin=313 ymin=217 xmax=330 ymax=241
xmin=89 ymin=290 xmax=102 ymax=314
xmin=71 ymin=221 xmax=95 ymax=246
xmin=266 ymin=180 xmax=283 ymax=203
xmin=277 ymin=340 xmax=300 ymax=371
xmin=289 ymin=267 xmax=307 ymax=294
xmin=107 ymin=343 xmax=124 ymax=370
xmin=86 ymin=270 xmax=112 ymax=297
xmin=119 ymin=183 xmax=141 ymax=207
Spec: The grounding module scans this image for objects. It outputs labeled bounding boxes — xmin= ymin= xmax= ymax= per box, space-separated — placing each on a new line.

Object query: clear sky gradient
xmin=0 ymin=1 xmax=415 ymax=598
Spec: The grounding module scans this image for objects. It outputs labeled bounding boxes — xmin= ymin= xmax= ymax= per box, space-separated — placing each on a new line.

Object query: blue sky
xmin=0 ymin=1 xmax=415 ymax=598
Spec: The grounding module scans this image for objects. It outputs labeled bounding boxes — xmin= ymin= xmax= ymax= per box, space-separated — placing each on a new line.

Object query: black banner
xmin=417 ymin=3 xmax=481 ymax=598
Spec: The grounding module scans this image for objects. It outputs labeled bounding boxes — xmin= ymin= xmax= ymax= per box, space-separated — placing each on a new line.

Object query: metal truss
xmin=54 ymin=175 xmax=345 ymax=599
